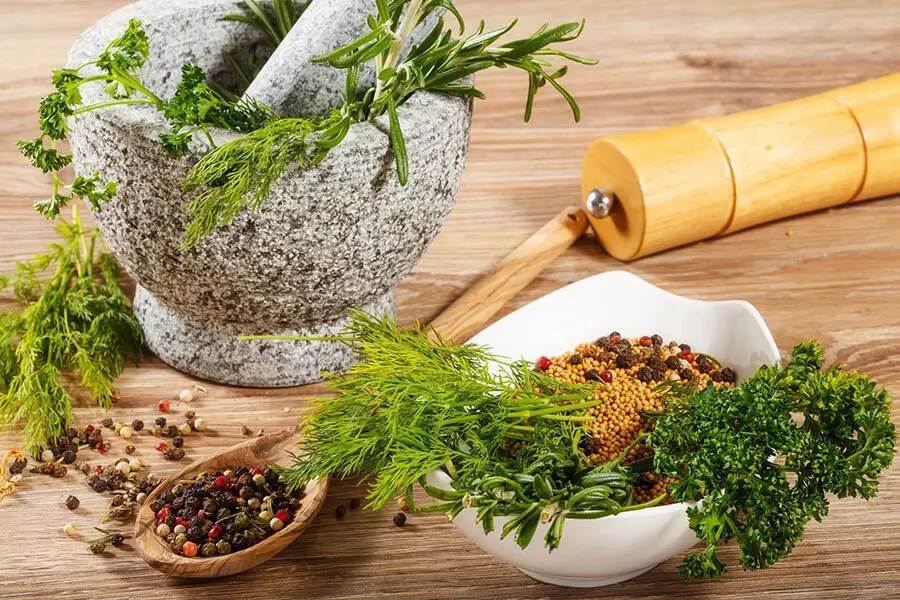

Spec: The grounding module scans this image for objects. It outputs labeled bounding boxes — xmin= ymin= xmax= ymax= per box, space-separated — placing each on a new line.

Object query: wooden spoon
xmin=134 ymin=428 xmax=328 ymax=578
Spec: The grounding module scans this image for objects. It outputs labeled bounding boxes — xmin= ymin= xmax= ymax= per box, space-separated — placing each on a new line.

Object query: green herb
xmin=179 ymin=1 xmax=597 ymax=246
xmin=251 ymin=311 xmax=603 ymax=512
xmin=261 ymin=315 xmax=893 ymax=573
xmin=224 ymin=0 xmax=302 ymax=47
xmin=20 ymin=18 xmax=277 ymax=213
xmin=649 ymin=341 xmax=895 ymax=578
xmin=0 ymin=208 xmax=143 ymax=454
xmin=219 ymin=0 xmax=305 ymax=94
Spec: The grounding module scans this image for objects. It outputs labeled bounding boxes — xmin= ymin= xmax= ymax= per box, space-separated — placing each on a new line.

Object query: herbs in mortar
xmin=23 ymin=1 xmax=597 ymax=248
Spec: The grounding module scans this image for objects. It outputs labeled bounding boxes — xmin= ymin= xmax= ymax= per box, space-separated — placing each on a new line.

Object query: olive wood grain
xmin=428 ymin=206 xmax=588 ymax=343
xmin=134 ymin=429 xmax=328 ymax=578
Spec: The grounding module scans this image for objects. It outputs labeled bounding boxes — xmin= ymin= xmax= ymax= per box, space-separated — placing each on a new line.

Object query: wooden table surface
xmin=2 ymin=1 xmax=899 ymax=599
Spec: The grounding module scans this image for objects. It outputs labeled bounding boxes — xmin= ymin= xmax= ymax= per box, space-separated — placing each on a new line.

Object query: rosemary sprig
xmin=0 ymin=208 xmax=142 ymax=454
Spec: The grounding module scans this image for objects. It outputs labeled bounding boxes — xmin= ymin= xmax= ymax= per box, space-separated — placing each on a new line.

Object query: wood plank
xmin=1 ymin=1 xmax=899 ymax=598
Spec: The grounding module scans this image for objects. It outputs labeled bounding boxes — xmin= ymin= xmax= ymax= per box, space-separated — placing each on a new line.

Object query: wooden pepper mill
xmin=430 ymin=74 xmax=900 ymax=343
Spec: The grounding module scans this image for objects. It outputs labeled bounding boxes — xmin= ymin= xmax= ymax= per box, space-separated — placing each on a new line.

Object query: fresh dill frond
xmin=180 ymin=110 xmax=341 ymax=248
xmin=271 ymin=310 xmax=600 ymax=511
xmin=0 ymin=208 xmax=143 ymax=454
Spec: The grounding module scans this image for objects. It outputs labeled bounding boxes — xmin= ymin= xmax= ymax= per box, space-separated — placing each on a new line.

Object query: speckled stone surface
xmin=246 ymin=0 xmax=444 ymax=116
xmin=135 ymin=286 xmax=394 ymax=387
xmin=67 ymin=0 xmax=472 ymax=386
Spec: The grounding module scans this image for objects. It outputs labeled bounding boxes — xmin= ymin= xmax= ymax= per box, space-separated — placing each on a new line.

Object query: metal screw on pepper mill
xmin=585 ymin=188 xmax=616 ymax=218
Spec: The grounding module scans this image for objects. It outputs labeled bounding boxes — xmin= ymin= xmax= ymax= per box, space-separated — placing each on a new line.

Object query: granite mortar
xmin=67 ymin=0 xmax=472 ymax=386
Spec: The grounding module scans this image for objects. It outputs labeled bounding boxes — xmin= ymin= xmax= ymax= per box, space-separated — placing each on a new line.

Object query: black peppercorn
xmin=615 ymin=349 xmax=635 ymax=369
xmin=650 ymin=334 xmax=663 ymax=346
xmin=720 ymin=367 xmax=738 ymax=383
xmin=645 ymin=355 xmax=666 ymax=373
xmin=584 ymin=369 xmax=601 ymax=382
xmin=636 ymin=367 xmax=657 ymax=383
xmin=61 ymin=450 xmax=76 ymax=464
xmin=679 ymin=368 xmax=694 ymax=382
xmin=335 ymin=504 xmax=346 ymax=519
xmin=665 ymin=355 xmax=681 ymax=370
xmin=166 ymin=425 xmax=179 ymax=438
xmin=203 ymin=499 xmax=218 ymax=515
xmin=696 ymin=356 xmax=715 ymax=374
xmin=172 ymin=436 xmax=184 ymax=448
xmin=65 ymin=495 xmax=80 ymax=510
xmin=9 ymin=457 xmax=27 ymax=475
xmin=125 ymin=445 xmax=136 ymax=454
xmin=155 ymin=416 xmax=167 ymax=427
xmin=186 ymin=525 xmax=203 ymax=542
xmin=350 ymin=497 xmax=361 ymax=510
xmin=131 ymin=419 xmax=144 ymax=432
xmin=238 ymin=485 xmax=253 ymax=500
xmin=609 ymin=330 xmax=621 ymax=338
xmin=149 ymin=500 xmax=164 ymax=513
xmin=101 ymin=417 xmax=114 ymax=429
xmin=392 ymin=512 xmax=407 ymax=527
xmin=568 ymin=353 xmax=583 ymax=365
xmin=165 ymin=514 xmax=176 ymax=528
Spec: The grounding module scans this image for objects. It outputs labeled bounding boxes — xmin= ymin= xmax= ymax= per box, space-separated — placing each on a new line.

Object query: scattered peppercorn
xmin=163 ymin=447 xmax=185 ymax=461
xmin=101 ymin=417 xmax=114 ymax=429
xmin=131 ymin=419 xmax=144 ymax=432
xmin=172 ymin=436 xmax=184 ymax=448
xmin=125 ymin=445 xmax=136 ymax=455
xmin=392 ymin=512 xmax=407 ymax=527
xmin=335 ymin=504 xmax=346 ymax=519
xmin=65 ymin=495 xmax=80 ymax=510
xmin=158 ymin=399 xmax=171 ymax=412
xmin=350 ymin=497 xmax=361 ymax=510
xmin=568 ymin=353 xmax=583 ymax=365
xmin=155 ymin=417 xmax=167 ymax=427
xmin=535 ymin=356 xmax=552 ymax=371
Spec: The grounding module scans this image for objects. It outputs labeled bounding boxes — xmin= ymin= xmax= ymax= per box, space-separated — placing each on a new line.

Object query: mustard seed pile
xmin=537 ymin=331 xmax=737 ymax=502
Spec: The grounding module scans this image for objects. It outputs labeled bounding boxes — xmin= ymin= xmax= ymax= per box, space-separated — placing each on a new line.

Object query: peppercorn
xmin=679 ymin=343 xmax=691 ymax=352
xmin=172 ymin=436 xmax=184 ymax=448
xmin=241 ymin=425 xmax=251 ymax=436
xmin=185 ymin=410 xmax=196 ymax=419
xmin=239 ymin=485 xmax=252 ymax=499
xmin=568 ymin=353 xmax=583 ymax=365
xmin=679 ymin=368 xmax=695 ymax=382
xmin=158 ymin=399 xmax=171 ymax=412
xmin=216 ymin=540 xmax=231 ymax=555
xmin=720 ymin=367 xmax=738 ymax=383
xmin=51 ymin=465 xmax=67 ymax=478
xmin=90 ymin=542 xmax=107 ymax=554
xmin=9 ymin=457 xmax=27 ymax=475
xmin=615 ymin=349 xmax=635 ymax=369
xmin=232 ymin=533 xmax=249 ymax=550
xmin=665 ymin=355 xmax=682 ymax=370
xmin=65 ymin=495 xmax=80 ymax=510
xmin=645 ymin=355 xmax=666 ymax=373
xmin=166 ymin=425 xmax=179 ymax=438
xmin=350 ymin=497 xmax=361 ymax=510
xmin=61 ymin=449 xmax=76 ymax=464
xmin=392 ymin=512 xmax=407 ymax=527
xmin=131 ymin=419 xmax=144 ymax=432
xmin=335 ymin=504 xmax=346 ymax=519
xmin=101 ymin=417 xmax=114 ymax=429
xmin=201 ymin=542 xmax=217 ymax=557
xmin=182 ymin=541 xmax=198 ymax=557
xmin=650 ymin=334 xmax=663 ymax=346
xmin=154 ymin=417 xmax=167 ymax=427
xmin=164 ymin=447 xmax=185 ymax=461
xmin=535 ymin=356 xmax=552 ymax=371
xmin=111 ymin=494 xmax=125 ymax=507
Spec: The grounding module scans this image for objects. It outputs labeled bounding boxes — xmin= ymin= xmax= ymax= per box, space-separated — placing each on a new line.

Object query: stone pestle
xmin=244 ymin=0 xmax=443 ymax=117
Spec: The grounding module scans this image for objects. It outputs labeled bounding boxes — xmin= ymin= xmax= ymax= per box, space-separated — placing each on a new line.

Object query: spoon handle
xmin=429 ymin=206 xmax=588 ymax=344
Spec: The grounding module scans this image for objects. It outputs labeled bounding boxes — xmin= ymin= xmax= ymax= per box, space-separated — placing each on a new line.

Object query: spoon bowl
xmin=134 ymin=428 xmax=327 ymax=578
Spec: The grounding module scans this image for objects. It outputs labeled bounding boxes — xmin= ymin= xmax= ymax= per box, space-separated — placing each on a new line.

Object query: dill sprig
xmin=179 ymin=0 xmax=597 ymax=247
xmin=258 ymin=311 xmax=602 ymax=511
xmin=0 ymin=208 xmax=142 ymax=454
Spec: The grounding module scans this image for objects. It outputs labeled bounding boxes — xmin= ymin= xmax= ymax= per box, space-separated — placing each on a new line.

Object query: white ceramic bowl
xmin=425 ymin=270 xmax=780 ymax=588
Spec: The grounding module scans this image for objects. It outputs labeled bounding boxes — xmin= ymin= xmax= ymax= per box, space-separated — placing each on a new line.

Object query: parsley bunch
xmin=649 ymin=342 xmax=896 ymax=578
xmin=19 ymin=18 xmax=276 ymax=216
xmin=0 ymin=208 xmax=143 ymax=454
